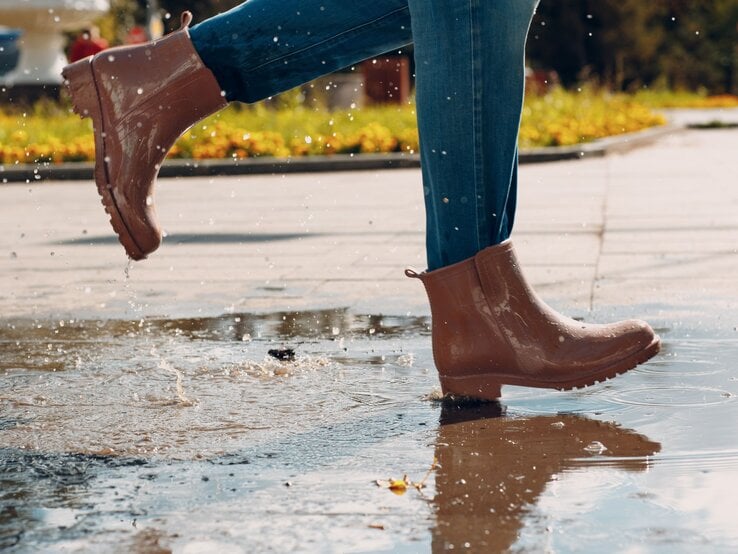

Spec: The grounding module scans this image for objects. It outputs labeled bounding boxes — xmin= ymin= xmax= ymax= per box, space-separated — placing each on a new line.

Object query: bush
xmin=0 ymin=87 xmax=687 ymax=165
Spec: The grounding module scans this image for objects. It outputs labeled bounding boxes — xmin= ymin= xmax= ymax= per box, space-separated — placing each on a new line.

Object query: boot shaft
xmin=409 ymin=255 xmax=514 ymax=376
xmin=89 ymin=17 xmax=226 ymax=136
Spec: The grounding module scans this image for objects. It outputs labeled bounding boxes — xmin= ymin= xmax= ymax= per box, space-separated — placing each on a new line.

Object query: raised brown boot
xmin=62 ymin=12 xmax=227 ymax=260
xmin=407 ymin=240 xmax=660 ymax=400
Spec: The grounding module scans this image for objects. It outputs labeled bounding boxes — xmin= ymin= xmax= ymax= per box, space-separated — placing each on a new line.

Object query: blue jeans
xmin=190 ymin=0 xmax=538 ymax=271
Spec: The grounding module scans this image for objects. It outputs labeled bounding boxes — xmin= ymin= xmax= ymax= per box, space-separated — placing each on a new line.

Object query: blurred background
xmin=0 ymin=0 xmax=737 ymax=166
xmin=92 ymin=0 xmax=738 ymax=94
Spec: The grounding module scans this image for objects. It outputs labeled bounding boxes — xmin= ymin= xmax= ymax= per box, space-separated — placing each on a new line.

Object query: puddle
xmin=605 ymin=385 xmax=734 ymax=407
xmin=0 ymin=310 xmax=430 ymax=459
xmin=2 ymin=312 xmax=738 ymax=551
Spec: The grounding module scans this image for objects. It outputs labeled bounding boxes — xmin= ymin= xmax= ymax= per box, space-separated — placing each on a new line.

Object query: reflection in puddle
xmin=433 ymin=402 xmax=659 ymax=552
xmin=2 ymin=312 xmax=738 ymax=551
xmin=0 ymin=309 xmax=429 ymax=373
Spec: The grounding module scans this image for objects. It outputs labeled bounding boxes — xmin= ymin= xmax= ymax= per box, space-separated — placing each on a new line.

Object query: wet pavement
xmin=2 ymin=127 xmax=738 ymax=552
xmin=2 ymin=312 xmax=738 ymax=552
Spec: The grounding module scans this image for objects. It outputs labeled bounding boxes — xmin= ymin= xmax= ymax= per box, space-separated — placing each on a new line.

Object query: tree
xmin=527 ymin=0 xmax=738 ymax=93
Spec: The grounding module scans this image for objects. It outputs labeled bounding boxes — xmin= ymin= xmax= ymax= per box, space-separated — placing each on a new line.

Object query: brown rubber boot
xmin=407 ymin=240 xmax=661 ymax=400
xmin=61 ymin=12 xmax=227 ymax=260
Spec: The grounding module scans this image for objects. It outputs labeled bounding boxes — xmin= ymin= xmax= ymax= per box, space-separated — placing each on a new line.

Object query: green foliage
xmin=94 ymin=1 xmax=737 ymax=94
xmin=527 ymin=0 xmax=738 ymax=93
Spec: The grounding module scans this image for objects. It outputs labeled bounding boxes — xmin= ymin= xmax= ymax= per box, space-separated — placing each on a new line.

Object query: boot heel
xmin=439 ymin=374 xmax=502 ymax=401
xmin=62 ymin=59 xmax=101 ymax=120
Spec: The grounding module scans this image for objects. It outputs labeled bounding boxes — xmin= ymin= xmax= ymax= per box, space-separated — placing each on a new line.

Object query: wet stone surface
xmin=1 ymin=311 xmax=738 ymax=552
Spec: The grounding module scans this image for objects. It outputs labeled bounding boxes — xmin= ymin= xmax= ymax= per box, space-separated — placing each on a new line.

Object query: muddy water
xmin=1 ymin=312 xmax=737 ymax=552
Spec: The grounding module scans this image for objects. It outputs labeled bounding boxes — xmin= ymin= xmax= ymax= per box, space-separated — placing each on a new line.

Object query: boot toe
xmin=617 ymin=318 xmax=659 ymax=351
xmin=592 ymin=318 xmax=660 ymax=373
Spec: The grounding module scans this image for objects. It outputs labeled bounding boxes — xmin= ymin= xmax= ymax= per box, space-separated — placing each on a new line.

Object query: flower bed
xmin=0 ymin=87 xmax=700 ymax=165
xmin=633 ymin=90 xmax=738 ymax=109
xmin=519 ymin=88 xmax=666 ymax=148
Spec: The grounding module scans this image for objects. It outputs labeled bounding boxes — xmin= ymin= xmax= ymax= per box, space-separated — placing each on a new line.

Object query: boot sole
xmin=439 ymin=335 xmax=662 ymax=401
xmin=62 ymin=59 xmax=147 ymax=261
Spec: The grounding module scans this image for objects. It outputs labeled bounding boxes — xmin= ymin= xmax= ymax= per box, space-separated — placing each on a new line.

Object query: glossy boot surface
xmin=62 ymin=12 xmax=227 ymax=260
xmin=408 ymin=240 xmax=661 ymax=400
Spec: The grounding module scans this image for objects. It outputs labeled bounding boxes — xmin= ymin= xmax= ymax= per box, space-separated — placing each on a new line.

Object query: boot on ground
xmin=407 ymin=240 xmax=660 ymax=400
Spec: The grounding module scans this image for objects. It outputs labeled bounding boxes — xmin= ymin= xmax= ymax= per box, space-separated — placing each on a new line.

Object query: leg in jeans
xmin=190 ymin=1 xmax=413 ymax=104
xmin=408 ymin=0 xmax=537 ymax=270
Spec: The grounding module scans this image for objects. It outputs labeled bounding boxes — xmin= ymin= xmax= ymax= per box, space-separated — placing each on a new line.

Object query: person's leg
xmin=405 ymin=0 xmax=660 ymax=400
xmin=63 ymin=0 xmax=661 ymax=400
xmin=408 ymin=0 xmax=536 ymax=271
xmin=190 ymin=1 xmax=412 ymax=103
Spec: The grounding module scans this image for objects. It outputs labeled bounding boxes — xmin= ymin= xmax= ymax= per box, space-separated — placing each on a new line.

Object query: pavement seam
xmin=589 ymin=157 xmax=610 ymax=313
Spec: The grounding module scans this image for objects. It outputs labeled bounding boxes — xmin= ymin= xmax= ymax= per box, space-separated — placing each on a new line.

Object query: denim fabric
xmin=191 ymin=0 xmax=538 ymax=270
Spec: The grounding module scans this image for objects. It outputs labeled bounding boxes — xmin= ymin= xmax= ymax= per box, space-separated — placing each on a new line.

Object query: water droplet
xmin=584 ymin=441 xmax=607 ymax=455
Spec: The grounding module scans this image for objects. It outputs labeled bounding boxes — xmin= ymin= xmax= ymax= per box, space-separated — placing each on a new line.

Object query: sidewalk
xmin=2 ymin=127 xmax=738 ymax=553
xmin=1 ymin=127 xmax=737 ymax=332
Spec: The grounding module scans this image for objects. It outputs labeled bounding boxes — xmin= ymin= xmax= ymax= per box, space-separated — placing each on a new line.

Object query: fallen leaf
xmin=376 ymin=458 xmax=439 ymax=496
xmin=388 ymin=477 xmax=408 ymax=495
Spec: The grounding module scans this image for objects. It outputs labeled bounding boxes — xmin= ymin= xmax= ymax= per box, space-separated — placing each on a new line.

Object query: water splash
xmin=156 ymin=355 xmax=195 ymax=407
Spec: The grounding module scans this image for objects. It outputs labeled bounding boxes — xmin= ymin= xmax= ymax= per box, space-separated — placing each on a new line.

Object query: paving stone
xmin=1 ymin=128 xmax=736 ymax=331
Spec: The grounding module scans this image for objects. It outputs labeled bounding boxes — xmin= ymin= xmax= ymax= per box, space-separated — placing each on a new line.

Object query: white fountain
xmin=0 ymin=0 xmax=109 ymax=87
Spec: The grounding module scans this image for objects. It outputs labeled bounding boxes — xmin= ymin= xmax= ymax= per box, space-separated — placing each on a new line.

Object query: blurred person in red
xmin=68 ymin=26 xmax=108 ymax=63
xmin=125 ymin=26 xmax=148 ymax=45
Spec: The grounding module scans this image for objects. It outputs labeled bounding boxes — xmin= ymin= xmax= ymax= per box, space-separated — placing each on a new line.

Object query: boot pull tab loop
xmin=405 ymin=268 xmax=422 ymax=279
xmin=180 ymin=11 xmax=193 ymax=30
